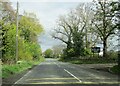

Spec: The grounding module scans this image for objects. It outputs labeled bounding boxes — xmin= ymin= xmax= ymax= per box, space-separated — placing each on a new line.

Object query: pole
xmin=16 ymin=2 xmax=19 ymax=63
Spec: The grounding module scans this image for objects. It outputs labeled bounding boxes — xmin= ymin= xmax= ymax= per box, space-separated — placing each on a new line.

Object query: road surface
xmin=10 ymin=58 xmax=120 ymax=86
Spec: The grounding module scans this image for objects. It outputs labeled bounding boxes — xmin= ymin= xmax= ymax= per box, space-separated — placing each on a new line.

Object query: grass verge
xmin=59 ymin=58 xmax=117 ymax=64
xmin=2 ymin=57 xmax=45 ymax=79
xmin=110 ymin=65 xmax=120 ymax=74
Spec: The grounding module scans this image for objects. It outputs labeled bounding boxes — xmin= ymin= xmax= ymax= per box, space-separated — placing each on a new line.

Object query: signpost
xmin=91 ymin=47 xmax=100 ymax=58
xmin=91 ymin=47 xmax=100 ymax=53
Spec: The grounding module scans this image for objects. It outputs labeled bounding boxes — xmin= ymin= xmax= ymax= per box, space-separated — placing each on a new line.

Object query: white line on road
xmin=13 ymin=70 xmax=32 ymax=85
xmin=64 ymin=69 xmax=82 ymax=82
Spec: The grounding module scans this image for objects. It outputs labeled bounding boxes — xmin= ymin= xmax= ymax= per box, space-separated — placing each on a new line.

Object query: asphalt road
xmin=11 ymin=58 xmax=120 ymax=86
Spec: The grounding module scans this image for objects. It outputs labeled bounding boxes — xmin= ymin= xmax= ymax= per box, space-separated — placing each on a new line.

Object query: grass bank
xmin=60 ymin=58 xmax=119 ymax=74
xmin=110 ymin=65 xmax=120 ymax=74
xmin=59 ymin=58 xmax=117 ymax=64
xmin=2 ymin=57 xmax=44 ymax=79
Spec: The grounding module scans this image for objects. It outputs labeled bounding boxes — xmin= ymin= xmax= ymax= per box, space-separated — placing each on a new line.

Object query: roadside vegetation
xmin=43 ymin=49 xmax=54 ymax=58
xmin=110 ymin=65 xmax=120 ymax=74
xmin=59 ymin=51 xmax=118 ymax=64
xmin=0 ymin=1 xmax=44 ymax=78
xmin=59 ymin=57 xmax=117 ymax=64
xmin=2 ymin=58 xmax=44 ymax=78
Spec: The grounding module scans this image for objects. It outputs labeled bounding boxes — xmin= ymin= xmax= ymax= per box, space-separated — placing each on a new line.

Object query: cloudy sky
xmin=10 ymin=0 xmax=93 ymax=51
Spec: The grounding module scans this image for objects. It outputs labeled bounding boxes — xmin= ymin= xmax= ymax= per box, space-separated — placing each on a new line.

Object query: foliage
xmin=59 ymin=58 xmax=117 ymax=64
xmin=19 ymin=13 xmax=43 ymax=42
xmin=72 ymin=33 xmax=85 ymax=56
xmin=83 ymin=48 xmax=92 ymax=56
xmin=107 ymin=50 xmax=118 ymax=59
xmin=2 ymin=23 xmax=16 ymax=63
xmin=52 ymin=3 xmax=93 ymax=57
xmin=110 ymin=65 xmax=120 ymax=74
xmin=18 ymin=40 xmax=42 ymax=61
xmin=92 ymin=0 xmax=118 ymax=58
xmin=44 ymin=49 xmax=53 ymax=58
xmin=1 ymin=1 xmax=44 ymax=64
xmin=110 ymin=1 xmax=120 ymax=66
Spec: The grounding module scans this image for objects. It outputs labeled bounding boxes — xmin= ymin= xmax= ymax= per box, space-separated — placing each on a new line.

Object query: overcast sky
xmin=10 ymin=0 xmax=93 ymax=51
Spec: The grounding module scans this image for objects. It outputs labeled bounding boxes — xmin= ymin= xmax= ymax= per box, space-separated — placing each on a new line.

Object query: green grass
xmin=2 ymin=57 xmax=45 ymax=78
xmin=59 ymin=58 xmax=117 ymax=64
xmin=110 ymin=65 xmax=120 ymax=74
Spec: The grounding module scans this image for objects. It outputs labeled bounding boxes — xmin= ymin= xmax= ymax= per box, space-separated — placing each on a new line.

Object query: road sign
xmin=91 ymin=47 xmax=100 ymax=53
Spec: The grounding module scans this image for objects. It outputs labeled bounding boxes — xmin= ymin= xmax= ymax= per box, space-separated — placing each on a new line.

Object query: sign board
xmin=91 ymin=47 xmax=100 ymax=53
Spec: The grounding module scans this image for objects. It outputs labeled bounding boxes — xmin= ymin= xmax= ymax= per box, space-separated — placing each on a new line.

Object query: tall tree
xmin=92 ymin=0 xmax=117 ymax=58
xmin=110 ymin=1 xmax=120 ymax=66
xmin=19 ymin=12 xmax=43 ymax=42
xmin=52 ymin=15 xmax=73 ymax=50
xmin=18 ymin=12 xmax=44 ymax=61
xmin=76 ymin=3 xmax=94 ymax=49
xmin=0 ymin=1 xmax=16 ymax=63
xmin=52 ymin=3 xmax=93 ymax=57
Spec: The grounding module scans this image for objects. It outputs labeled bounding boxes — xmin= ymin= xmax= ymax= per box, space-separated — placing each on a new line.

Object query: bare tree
xmin=92 ymin=0 xmax=118 ymax=58
xmin=52 ymin=3 xmax=94 ymax=56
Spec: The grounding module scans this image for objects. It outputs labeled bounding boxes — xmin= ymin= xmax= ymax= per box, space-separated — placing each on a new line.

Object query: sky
xmin=10 ymin=0 xmax=93 ymax=52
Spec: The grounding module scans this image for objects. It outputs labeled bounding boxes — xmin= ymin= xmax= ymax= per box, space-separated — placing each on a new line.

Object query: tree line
xmin=52 ymin=0 xmax=119 ymax=61
xmin=0 ymin=1 xmax=44 ymax=64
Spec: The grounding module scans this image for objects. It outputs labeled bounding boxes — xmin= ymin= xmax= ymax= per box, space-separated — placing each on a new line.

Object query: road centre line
xmin=64 ymin=69 xmax=82 ymax=82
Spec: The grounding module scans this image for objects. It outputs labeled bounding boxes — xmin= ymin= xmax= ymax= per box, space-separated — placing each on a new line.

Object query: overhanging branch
xmin=52 ymin=35 xmax=68 ymax=44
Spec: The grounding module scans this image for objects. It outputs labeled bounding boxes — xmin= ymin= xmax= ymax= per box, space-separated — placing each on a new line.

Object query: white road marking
xmin=64 ymin=69 xmax=82 ymax=82
xmin=14 ymin=70 xmax=32 ymax=84
xmin=29 ymin=81 xmax=120 ymax=84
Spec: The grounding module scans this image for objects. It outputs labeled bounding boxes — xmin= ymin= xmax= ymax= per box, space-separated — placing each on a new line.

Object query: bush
xmin=83 ymin=48 xmax=92 ymax=56
xmin=110 ymin=65 xmax=120 ymax=74
xmin=107 ymin=51 xmax=118 ymax=59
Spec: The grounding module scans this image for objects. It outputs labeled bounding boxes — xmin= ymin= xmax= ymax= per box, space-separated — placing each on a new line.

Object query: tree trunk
xmin=118 ymin=25 xmax=120 ymax=67
xmin=103 ymin=39 xmax=107 ymax=58
xmin=118 ymin=51 xmax=120 ymax=66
